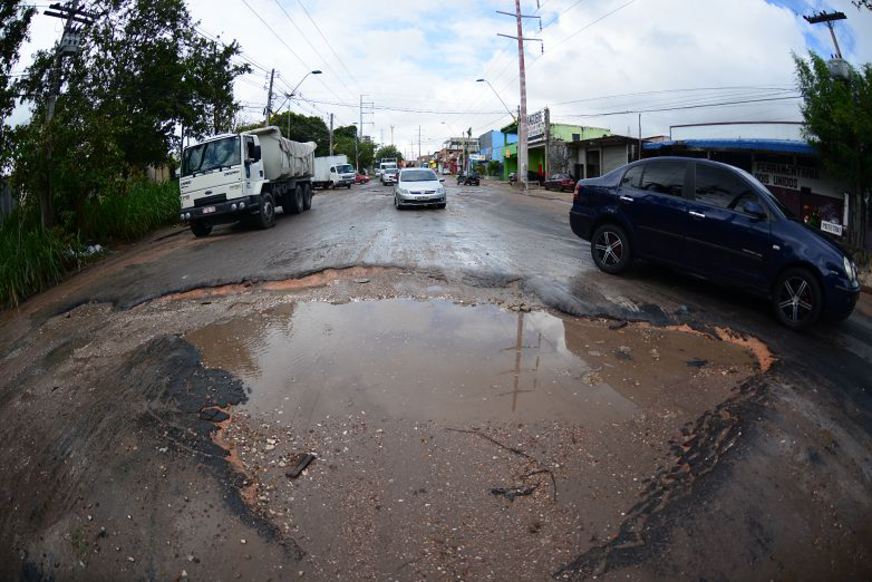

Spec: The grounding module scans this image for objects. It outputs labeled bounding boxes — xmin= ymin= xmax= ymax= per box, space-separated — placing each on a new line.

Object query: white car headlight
xmin=437 ymin=186 xmax=445 ymax=194
xmin=399 ymin=188 xmax=410 ymax=195
xmin=843 ymin=256 xmax=856 ymax=282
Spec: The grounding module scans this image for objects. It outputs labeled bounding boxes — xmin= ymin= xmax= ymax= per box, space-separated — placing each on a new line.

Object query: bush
xmin=0 ymin=209 xmax=75 ymax=308
xmin=82 ymin=180 xmax=180 ymax=242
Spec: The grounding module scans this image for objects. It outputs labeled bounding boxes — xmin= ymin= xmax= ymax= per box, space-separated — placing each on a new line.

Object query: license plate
xmin=202 ymin=206 xmax=216 ymax=214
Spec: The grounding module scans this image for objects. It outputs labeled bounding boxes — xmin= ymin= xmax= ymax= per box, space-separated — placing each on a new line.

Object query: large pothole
xmin=182 ymin=297 xmax=764 ymax=580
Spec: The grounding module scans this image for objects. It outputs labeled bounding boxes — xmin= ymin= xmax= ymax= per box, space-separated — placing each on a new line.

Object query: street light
xmin=280 ymin=70 xmax=322 ymax=136
xmin=476 ymin=78 xmax=516 ymax=122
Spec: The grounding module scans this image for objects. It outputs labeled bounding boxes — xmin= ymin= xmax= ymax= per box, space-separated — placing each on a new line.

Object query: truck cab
xmin=179 ymin=128 xmax=315 ymax=237
xmin=331 ymin=163 xmax=356 ymax=189
xmin=179 ymin=134 xmax=266 ymax=229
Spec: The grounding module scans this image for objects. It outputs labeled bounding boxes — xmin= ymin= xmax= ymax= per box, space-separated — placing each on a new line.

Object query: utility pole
xmin=804 ymin=11 xmax=847 ymax=59
xmin=358 ymin=94 xmax=374 ymax=171
xmin=418 ymin=125 xmax=422 ymax=160
xmin=329 ymin=113 xmax=334 ymax=155
xmin=498 ymin=2 xmax=542 ymax=192
xmin=42 ymin=0 xmax=96 ymax=228
xmin=638 ymin=113 xmax=642 ymax=162
xmin=390 ymin=125 xmax=394 ymax=146
xmin=264 ymin=68 xmax=275 ymax=126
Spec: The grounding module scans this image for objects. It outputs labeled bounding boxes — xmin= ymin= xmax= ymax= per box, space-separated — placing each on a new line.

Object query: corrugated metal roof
xmin=643 ymin=138 xmax=817 ymax=155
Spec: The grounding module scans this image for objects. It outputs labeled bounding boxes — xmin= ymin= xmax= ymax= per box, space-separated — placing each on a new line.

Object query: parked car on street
xmin=544 ymin=173 xmax=575 ymax=192
xmin=569 ymin=157 xmax=860 ymax=329
xmin=457 ymin=172 xmax=480 ymax=186
xmin=394 ymin=168 xmax=446 ymax=210
xmin=355 ymin=172 xmax=370 ymax=184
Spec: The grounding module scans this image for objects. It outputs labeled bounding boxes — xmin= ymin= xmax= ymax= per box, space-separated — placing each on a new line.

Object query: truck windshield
xmin=337 ymin=164 xmax=354 ymax=173
xmin=182 ymin=136 xmax=241 ymax=177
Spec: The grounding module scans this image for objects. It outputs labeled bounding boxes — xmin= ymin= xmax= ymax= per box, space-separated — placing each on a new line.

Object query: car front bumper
xmin=398 ymin=194 xmax=446 ymax=206
xmin=180 ymin=195 xmax=259 ymax=225
xmin=826 ymin=281 xmax=861 ymax=320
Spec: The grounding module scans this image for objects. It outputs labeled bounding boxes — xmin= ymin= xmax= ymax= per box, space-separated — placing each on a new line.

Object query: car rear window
xmin=640 ymin=161 xmax=686 ymax=197
xmin=621 ymin=165 xmax=643 ymax=188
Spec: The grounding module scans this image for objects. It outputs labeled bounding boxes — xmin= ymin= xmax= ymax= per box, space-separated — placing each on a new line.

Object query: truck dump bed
xmin=245 ymin=126 xmax=316 ymax=181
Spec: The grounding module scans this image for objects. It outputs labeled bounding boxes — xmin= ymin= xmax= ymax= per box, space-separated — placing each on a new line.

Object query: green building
xmin=500 ymin=109 xmax=610 ymax=181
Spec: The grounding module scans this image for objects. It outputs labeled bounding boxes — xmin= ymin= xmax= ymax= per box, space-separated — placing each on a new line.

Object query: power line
xmin=270 ymin=0 xmax=356 ymax=95
xmin=293 ymin=0 xmax=362 ymax=91
xmin=237 ymin=0 xmax=346 ymax=104
xmin=563 ymin=95 xmax=801 ymax=118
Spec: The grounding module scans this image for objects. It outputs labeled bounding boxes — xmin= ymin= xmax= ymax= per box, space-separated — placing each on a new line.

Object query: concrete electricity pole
xmin=264 ymin=68 xmax=275 ymax=126
xmin=42 ymin=0 xmax=97 ymax=228
xmin=803 ymin=11 xmax=847 ymax=59
xmin=498 ymin=1 xmax=542 ymax=192
xmin=329 ymin=113 xmax=334 ymax=155
xmin=418 ymin=125 xmax=422 ymax=160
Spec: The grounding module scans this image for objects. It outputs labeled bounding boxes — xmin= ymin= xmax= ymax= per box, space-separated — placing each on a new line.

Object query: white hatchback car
xmin=394 ymin=168 xmax=446 ymax=210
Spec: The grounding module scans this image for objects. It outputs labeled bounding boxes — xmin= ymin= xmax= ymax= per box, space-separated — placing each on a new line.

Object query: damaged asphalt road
xmin=1 ymin=181 xmax=871 ymax=580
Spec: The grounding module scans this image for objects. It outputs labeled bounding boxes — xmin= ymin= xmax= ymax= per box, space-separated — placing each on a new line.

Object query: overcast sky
xmin=11 ymin=0 xmax=872 ymax=157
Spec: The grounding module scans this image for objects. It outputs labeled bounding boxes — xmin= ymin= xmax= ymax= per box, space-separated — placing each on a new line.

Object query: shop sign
xmin=528 ymin=110 xmax=546 ymax=143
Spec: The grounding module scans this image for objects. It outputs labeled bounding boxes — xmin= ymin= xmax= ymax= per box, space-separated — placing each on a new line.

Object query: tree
xmin=854 ymin=1 xmax=871 ymax=10
xmin=15 ymin=0 xmax=248 ymax=228
xmin=375 ymin=145 xmax=403 ymax=163
xmin=794 ymin=52 xmax=872 ymax=250
xmin=0 ymin=2 xmax=36 ymax=171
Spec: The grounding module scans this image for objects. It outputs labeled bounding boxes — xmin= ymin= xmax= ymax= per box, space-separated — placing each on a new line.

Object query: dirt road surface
xmin=1 ymin=180 xmax=870 ymax=581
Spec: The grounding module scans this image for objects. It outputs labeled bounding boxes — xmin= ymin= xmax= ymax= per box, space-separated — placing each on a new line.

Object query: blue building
xmin=478 ymin=129 xmax=517 ymax=164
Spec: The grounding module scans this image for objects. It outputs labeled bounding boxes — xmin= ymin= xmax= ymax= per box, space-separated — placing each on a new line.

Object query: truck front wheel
xmin=256 ymin=193 xmax=276 ymax=229
xmin=190 ymin=221 xmax=212 ymax=238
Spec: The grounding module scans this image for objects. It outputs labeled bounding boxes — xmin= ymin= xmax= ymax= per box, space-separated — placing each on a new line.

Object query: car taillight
xmin=573 ymin=184 xmax=583 ymax=203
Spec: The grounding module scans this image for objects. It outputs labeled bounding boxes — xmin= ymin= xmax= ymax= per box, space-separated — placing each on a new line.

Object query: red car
xmin=543 ymin=173 xmax=576 ymax=192
xmin=354 ymin=173 xmax=370 ymax=184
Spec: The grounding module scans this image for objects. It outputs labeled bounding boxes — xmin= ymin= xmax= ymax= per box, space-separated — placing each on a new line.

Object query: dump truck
xmin=178 ymin=126 xmax=317 ymax=237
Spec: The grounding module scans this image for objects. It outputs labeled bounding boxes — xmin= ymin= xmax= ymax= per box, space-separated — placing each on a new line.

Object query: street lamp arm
xmin=477 ymin=78 xmax=517 ymax=122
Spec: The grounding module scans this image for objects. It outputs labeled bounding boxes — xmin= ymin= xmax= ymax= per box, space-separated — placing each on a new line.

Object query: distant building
xmin=500 ymin=109 xmax=611 ymax=181
xmin=478 ymin=129 xmax=517 ymax=165
xmin=568 ymin=135 xmax=641 ymax=180
xmin=437 ymin=137 xmax=479 ymax=174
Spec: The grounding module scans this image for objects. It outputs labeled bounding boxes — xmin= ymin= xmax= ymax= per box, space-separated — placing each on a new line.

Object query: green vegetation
xmin=1 ymin=0 xmax=247 ymax=307
xmin=794 ymin=52 xmax=872 ymax=250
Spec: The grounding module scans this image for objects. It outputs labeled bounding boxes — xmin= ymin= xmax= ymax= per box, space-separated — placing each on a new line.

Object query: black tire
xmin=772 ymin=267 xmax=822 ymax=330
xmin=346 ymin=183 xmax=351 ymax=190
xmin=255 ymin=192 xmax=276 ymax=229
xmin=437 ymin=203 xmax=446 ymax=209
xmin=302 ymin=183 xmax=312 ymax=211
xmin=190 ymin=221 xmax=212 ymax=238
xmin=287 ymin=186 xmax=304 ymax=215
xmin=590 ymin=223 xmax=631 ymax=274
xmin=394 ymin=195 xmax=403 ymax=210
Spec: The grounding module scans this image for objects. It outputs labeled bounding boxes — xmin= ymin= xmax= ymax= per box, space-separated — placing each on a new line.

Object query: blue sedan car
xmin=569 ymin=157 xmax=860 ymax=329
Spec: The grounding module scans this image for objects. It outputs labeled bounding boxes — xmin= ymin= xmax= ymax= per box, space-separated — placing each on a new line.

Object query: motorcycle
xmin=508 ymin=172 xmax=517 ymax=185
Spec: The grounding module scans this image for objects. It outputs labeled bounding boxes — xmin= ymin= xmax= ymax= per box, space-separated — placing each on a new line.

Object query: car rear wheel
xmin=773 ymin=268 xmax=822 ymax=330
xmin=591 ymin=224 xmax=631 ymax=274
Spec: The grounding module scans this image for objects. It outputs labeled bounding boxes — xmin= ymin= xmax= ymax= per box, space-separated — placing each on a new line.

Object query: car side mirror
xmin=439 ymin=178 xmax=445 ymax=183
xmin=174 ymin=168 xmax=181 ymax=179
xmin=742 ymin=200 xmax=766 ymax=220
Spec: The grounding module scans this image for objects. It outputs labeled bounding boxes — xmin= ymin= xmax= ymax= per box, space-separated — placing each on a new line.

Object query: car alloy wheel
xmin=591 ymin=224 xmax=631 ymax=274
xmin=773 ymin=268 xmax=821 ymax=329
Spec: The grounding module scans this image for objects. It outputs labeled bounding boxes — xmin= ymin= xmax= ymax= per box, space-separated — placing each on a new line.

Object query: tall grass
xmin=0 ymin=210 xmax=71 ymax=308
xmin=1 ymin=180 xmax=180 ymax=308
xmin=83 ymin=180 xmax=180 ymax=242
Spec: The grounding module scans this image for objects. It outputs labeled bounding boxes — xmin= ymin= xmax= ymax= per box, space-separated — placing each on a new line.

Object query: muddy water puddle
xmin=186 ymin=299 xmax=756 ymax=425
xmin=183 ymin=299 xmax=761 ymax=579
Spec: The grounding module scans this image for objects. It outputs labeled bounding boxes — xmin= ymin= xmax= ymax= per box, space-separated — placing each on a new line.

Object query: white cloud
xmin=9 ymin=0 xmax=872 ymax=156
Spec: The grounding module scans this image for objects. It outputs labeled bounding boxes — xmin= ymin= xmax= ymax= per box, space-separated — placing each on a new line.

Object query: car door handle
xmin=619 ymin=196 xmax=634 ymax=203
xmin=689 ymin=211 xmax=706 ymax=219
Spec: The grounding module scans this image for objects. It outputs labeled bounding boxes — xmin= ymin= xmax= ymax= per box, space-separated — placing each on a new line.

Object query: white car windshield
xmin=401 ymin=170 xmax=438 ymax=182
xmin=337 ymin=164 xmax=354 ymax=173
